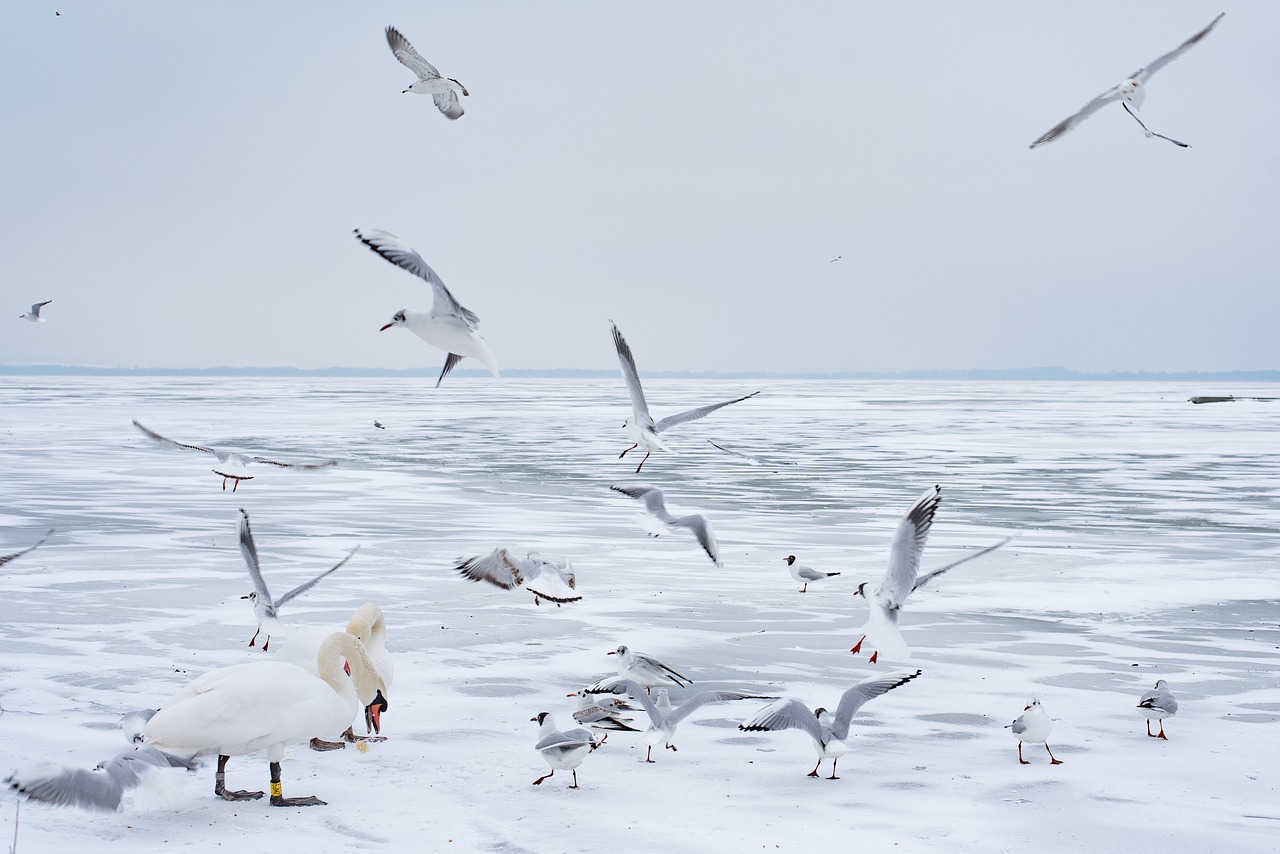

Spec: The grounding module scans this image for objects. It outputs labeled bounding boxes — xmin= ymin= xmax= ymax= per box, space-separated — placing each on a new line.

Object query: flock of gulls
xmin=3 ymin=13 xmax=1210 ymax=812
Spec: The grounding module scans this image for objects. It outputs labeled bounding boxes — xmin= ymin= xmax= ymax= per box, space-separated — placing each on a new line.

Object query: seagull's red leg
xmin=807 ymin=759 xmax=821 ymax=777
xmin=851 ymin=636 xmax=865 ymax=655
xmin=569 ymin=769 xmax=579 ymax=789
xmin=619 ymin=444 xmax=637 ymax=459
xmin=644 ymin=746 xmax=655 ymax=763
xmin=828 ymin=757 xmax=839 ymax=780
xmin=532 ymin=770 xmax=553 ymax=785
xmin=1147 ymin=720 xmax=1155 ymax=737
xmin=635 ymin=452 xmax=651 ymax=473
xmin=1157 ymin=721 xmax=1168 ymax=740
xmin=1018 ymin=743 xmax=1029 ymax=765
xmin=262 ymin=635 xmax=271 ymax=652
xmin=1046 ymin=744 xmax=1063 ymax=765
xmin=249 ymin=628 xmax=260 ymax=648
xmin=869 ymin=651 xmax=878 ymax=664
xmin=801 ymin=584 xmax=807 ymax=593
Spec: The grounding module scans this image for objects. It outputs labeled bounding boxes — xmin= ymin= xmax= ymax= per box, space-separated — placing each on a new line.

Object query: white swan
xmin=7 ymin=632 xmax=384 ymax=810
xmin=344 ymin=603 xmax=394 ymax=737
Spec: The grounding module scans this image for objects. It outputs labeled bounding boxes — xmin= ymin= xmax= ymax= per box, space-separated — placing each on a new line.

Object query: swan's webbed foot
xmin=309 ymin=737 xmax=346 ymax=751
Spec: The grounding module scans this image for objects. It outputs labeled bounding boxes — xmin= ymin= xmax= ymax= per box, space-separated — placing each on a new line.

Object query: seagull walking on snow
xmin=611 ymin=484 xmax=722 ymax=567
xmin=384 ymin=25 xmax=469 ymax=119
xmin=132 ymin=420 xmax=338 ymax=491
xmin=19 ymin=300 xmax=52 ymax=322
xmin=1029 ymin=13 xmax=1224 ymax=149
xmin=851 ymin=485 xmax=1011 ymax=662
xmin=237 ymin=509 xmax=358 ymax=652
xmin=1137 ymin=679 xmax=1178 ymax=740
xmin=354 ymin=227 xmax=499 ymax=387
xmin=1006 ymin=698 xmax=1062 ymax=765
xmin=610 ymin=321 xmax=758 ymax=472
xmin=531 ymin=712 xmax=600 ymax=789
xmin=454 ymin=548 xmax=581 ymax=606
xmin=739 ymin=670 xmax=922 ymax=779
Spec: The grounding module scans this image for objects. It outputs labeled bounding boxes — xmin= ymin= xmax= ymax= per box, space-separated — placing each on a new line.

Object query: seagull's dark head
xmin=241 ymin=591 xmax=259 ymax=602
xmin=531 ymin=711 xmax=549 ymax=725
xmin=784 ymin=555 xmax=796 ymax=565
xmin=380 ymin=310 xmax=406 ymax=332
xmin=609 ymin=644 xmax=627 ymax=657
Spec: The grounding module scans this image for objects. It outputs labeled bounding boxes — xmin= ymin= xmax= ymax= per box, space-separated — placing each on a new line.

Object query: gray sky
xmin=2 ymin=1 xmax=1275 ymax=373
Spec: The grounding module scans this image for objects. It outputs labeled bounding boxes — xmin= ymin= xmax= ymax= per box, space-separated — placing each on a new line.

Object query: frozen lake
xmin=2 ymin=377 xmax=1278 ymax=852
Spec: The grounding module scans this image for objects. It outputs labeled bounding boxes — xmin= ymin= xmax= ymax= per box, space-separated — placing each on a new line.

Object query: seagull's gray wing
xmin=455 ymin=547 xmax=525 ymax=590
xmin=385 ymin=25 xmax=441 ymax=81
xmin=738 ymin=698 xmax=823 ymax=741
xmin=524 ymin=556 xmax=582 ymax=605
xmin=237 ymin=509 xmax=274 ymax=605
xmin=670 ymin=514 xmax=721 ymax=567
xmin=132 ymin=419 xmax=218 ymax=456
xmin=610 ymin=321 xmax=654 ymax=426
xmin=911 ymin=536 xmax=1013 ymax=594
xmin=707 ymin=439 xmax=761 ymax=465
xmin=611 ymin=484 xmax=677 ymax=524
xmin=1009 ymin=714 xmax=1029 ymax=735
xmin=1138 ymin=686 xmax=1179 ymax=715
xmin=655 ymin=391 xmax=760 ymax=433
xmin=630 ymin=653 xmax=694 ymax=687
xmin=875 ymin=485 xmax=941 ymax=609
xmin=665 ymin=690 xmax=777 ymax=726
xmin=794 ymin=564 xmax=828 ymax=582
xmin=353 ymin=228 xmax=480 ymax=329
xmin=5 ymin=747 xmax=196 ymax=813
xmin=249 ymin=456 xmax=338 ymax=471
xmin=535 ymin=730 xmax=595 ymax=751
xmin=1029 ymin=86 xmax=1124 ymax=149
xmin=1131 ymin=12 xmax=1225 ymax=83
xmin=31 ymin=300 xmax=52 ymax=315
xmin=433 ymin=90 xmax=464 ymax=119
xmin=0 ymin=529 xmax=53 ymax=568
xmin=273 ymin=546 xmax=359 ymax=608
xmin=829 ymin=670 xmax=923 ymax=740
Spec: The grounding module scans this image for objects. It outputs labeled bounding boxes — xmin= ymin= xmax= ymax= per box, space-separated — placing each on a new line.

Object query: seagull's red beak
xmin=379 ymin=323 xmax=395 ymax=332
xmin=606 ymin=650 xmax=616 ymax=655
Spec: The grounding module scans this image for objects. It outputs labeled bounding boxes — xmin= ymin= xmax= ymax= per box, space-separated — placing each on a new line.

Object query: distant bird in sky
xmin=1029 ymin=13 xmax=1224 ymax=149
xmin=611 ymin=484 xmax=722 ymax=567
xmin=19 ymin=300 xmax=52 ymax=322
xmin=1137 ymin=679 xmax=1179 ymax=740
xmin=454 ymin=548 xmax=581 ymax=606
xmin=237 ymin=509 xmax=357 ymax=652
xmin=851 ymin=486 xmax=1011 ymax=662
xmin=784 ymin=554 xmax=840 ymax=593
xmin=830 ymin=256 xmax=842 ymax=263
xmin=610 ymin=320 xmax=758 ymax=472
xmin=354 ymin=227 xmax=499 ymax=388
xmin=0 ymin=529 xmax=54 ymax=568
xmin=385 ymin=25 xmax=468 ymax=120
xmin=132 ymin=420 xmax=338 ymax=491
xmin=373 ymin=421 xmax=385 ymax=429
xmin=1006 ymin=698 xmax=1063 ymax=765
xmin=739 ymin=670 xmax=922 ymax=779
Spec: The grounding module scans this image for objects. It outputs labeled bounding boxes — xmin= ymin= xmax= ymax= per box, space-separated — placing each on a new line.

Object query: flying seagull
xmin=1030 ymin=13 xmax=1224 ymax=149
xmin=454 ymin=548 xmax=581 ymax=606
xmin=611 ymin=484 xmax=722 ymax=567
xmin=384 ymin=25 xmax=468 ymax=119
xmin=610 ymin=320 xmax=758 ymax=472
xmin=585 ymin=644 xmax=693 ymax=695
xmin=354 ymin=227 xmax=499 ymax=387
xmin=237 ymin=509 xmax=358 ymax=652
xmin=132 ymin=420 xmax=337 ymax=491
xmin=851 ymin=486 xmax=1011 ymax=662
xmin=19 ymin=300 xmax=52 ymax=322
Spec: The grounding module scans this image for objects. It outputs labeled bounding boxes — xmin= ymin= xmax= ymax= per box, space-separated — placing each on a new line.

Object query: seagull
xmin=353 ymin=227 xmax=499 ymax=387
xmin=454 ymin=548 xmax=581 ymax=606
xmin=566 ymin=692 xmax=642 ymax=733
xmin=588 ymin=644 xmax=693 ymax=695
xmin=7 ymin=632 xmax=384 ymax=810
xmin=739 ymin=670 xmax=922 ymax=779
xmin=0 ymin=529 xmax=54 ymax=569
xmin=784 ymin=555 xmax=840 ymax=593
xmin=373 ymin=421 xmax=385 ymax=429
xmin=237 ymin=509 xmax=357 ymax=652
xmin=611 ymin=484 xmax=722 ymax=567
xmin=1029 ymin=13 xmax=1224 ymax=149
xmin=531 ymin=712 xmax=600 ymax=789
xmin=132 ymin=420 xmax=337 ymax=492
xmin=610 ymin=321 xmax=759 ymax=472
xmin=830 ymin=256 xmax=842 ymax=263
xmin=384 ymin=25 xmax=468 ymax=119
xmin=1006 ymin=698 xmax=1062 ymax=765
xmin=850 ymin=485 xmax=1011 ymax=662
xmin=589 ymin=678 xmax=774 ymax=763
xmin=19 ymin=300 xmax=52 ymax=322
xmin=1137 ymin=679 xmax=1179 ymax=740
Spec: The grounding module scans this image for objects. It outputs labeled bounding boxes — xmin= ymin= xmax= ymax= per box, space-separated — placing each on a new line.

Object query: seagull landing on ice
xmin=610 ymin=320 xmax=758 ymax=472
xmin=354 ymin=227 xmax=499 ymax=387
xmin=19 ymin=300 xmax=52 ymax=322
xmin=384 ymin=26 xmax=468 ymax=119
xmin=1029 ymin=13 xmax=1224 ymax=149
xmin=132 ymin=420 xmax=338 ymax=491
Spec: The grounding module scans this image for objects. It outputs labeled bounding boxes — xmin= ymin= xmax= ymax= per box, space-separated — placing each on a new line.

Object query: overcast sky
xmin=2 ymin=1 xmax=1274 ymax=374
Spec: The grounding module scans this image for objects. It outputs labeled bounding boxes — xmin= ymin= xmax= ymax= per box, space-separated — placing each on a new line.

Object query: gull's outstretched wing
xmin=655 ymin=391 xmax=760 ymax=433
xmin=670 ymin=514 xmax=721 ymax=567
xmin=611 ymin=484 xmax=677 ymax=524
xmin=237 ymin=509 xmax=274 ymax=604
xmin=829 ymin=670 xmax=923 ymax=740
xmin=665 ymin=690 xmax=776 ymax=726
xmin=274 ymin=546 xmax=359 ymax=608
xmin=434 ymin=90 xmax=464 ymax=120
xmin=911 ymin=536 xmax=1013 ymax=594
xmin=1029 ymin=87 xmax=1124 ymax=149
xmin=353 ymin=228 xmax=480 ymax=329
xmin=132 ymin=420 xmax=217 ymax=456
xmin=5 ymin=747 xmax=197 ymax=813
xmin=385 ymin=26 xmax=441 ymax=81
xmin=1131 ymin=13 xmax=1225 ymax=82
xmin=0 ymin=529 xmax=54 ymax=568
xmin=456 ymin=547 xmax=525 ymax=590
xmin=738 ymin=698 xmax=823 ymax=741
xmin=875 ymin=485 xmax=941 ymax=609
xmin=250 ymin=456 xmax=338 ymax=471
xmin=610 ymin=321 xmax=653 ymax=426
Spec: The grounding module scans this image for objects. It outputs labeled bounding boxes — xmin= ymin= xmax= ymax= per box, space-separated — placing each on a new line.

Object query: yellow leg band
xmin=270 ymin=782 xmax=282 ymax=798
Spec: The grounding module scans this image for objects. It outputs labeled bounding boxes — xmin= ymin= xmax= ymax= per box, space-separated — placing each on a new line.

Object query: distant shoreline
xmin=1 ymin=365 xmax=1277 ymax=381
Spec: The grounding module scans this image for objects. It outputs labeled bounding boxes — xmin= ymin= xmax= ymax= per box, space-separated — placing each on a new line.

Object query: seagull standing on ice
xmin=784 ymin=554 xmax=840 ymax=593
xmin=588 ymin=644 xmax=693 ymax=695
xmin=237 ymin=509 xmax=357 ymax=652
xmin=611 ymin=484 xmax=722 ymax=567
xmin=1006 ymin=698 xmax=1063 ymax=765
xmin=1137 ymin=679 xmax=1179 ymax=740
xmin=384 ymin=25 xmax=468 ymax=119
xmin=739 ymin=670 xmax=922 ymax=779
xmin=354 ymin=227 xmax=499 ymax=387
xmin=610 ymin=320 xmax=758 ymax=472
xmin=530 ymin=712 xmax=600 ymax=789
xmin=19 ymin=300 xmax=52 ymax=322
xmin=851 ymin=485 xmax=1011 ymax=662
xmin=132 ymin=420 xmax=338 ymax=492
xmin=1029 ymin=13 xmax=1224 ymax=149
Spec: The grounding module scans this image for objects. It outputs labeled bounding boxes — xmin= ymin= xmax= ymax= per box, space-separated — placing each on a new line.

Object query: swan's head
xmin=784 ymin=555 xmax=797 ymax=565
xmin=380 ymin=310 xmax=407 ymax=332
xmin=1119 ymin=79 xmax=1145 ymax=108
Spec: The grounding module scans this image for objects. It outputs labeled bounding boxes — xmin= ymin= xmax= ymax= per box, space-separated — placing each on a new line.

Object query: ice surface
xmin=1 ymin=377 xmax=1278 ymax=852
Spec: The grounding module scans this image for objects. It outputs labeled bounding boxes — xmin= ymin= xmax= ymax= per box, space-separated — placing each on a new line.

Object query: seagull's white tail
xmin=860 ymin=607 xmax=912 ymax=661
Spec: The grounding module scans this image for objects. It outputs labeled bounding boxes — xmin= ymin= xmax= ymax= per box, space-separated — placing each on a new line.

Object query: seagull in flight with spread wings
xmin=132 ymin=420 xmax=337 ymax=491
xmin=611 ymin=484 xmax=722 ymax=567
xmin=610 ymin=321 xmax=758 ymax=472
xmin=384 ymin=25 xmax=468 ymax=119
xmin=19 ymin=300 xmax=53 ymax=322
xmin=1030 ymin=13 xmax=1224 ymax=149
xmin=454 ymin=548 xmax=581 ymax=606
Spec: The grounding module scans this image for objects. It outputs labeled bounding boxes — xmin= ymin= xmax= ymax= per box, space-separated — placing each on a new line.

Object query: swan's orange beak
xmin=365 ymin=690 xmax=388 ymax=734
